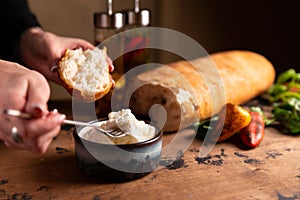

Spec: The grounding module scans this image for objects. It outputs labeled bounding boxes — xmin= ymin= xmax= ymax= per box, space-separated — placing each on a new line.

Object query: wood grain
xmin=0 ymin=101 xmax=300 ymax=200
xmin=0 ymin=126 xmax=300 ymax=200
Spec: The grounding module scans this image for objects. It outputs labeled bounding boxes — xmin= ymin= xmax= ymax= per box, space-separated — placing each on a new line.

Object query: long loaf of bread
xmin=129 ymin=50 xmax=275 ymax=132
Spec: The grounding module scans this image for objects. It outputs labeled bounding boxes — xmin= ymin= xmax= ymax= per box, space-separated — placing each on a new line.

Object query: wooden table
xmin=1 ymin=101 xmax=300 ymax=200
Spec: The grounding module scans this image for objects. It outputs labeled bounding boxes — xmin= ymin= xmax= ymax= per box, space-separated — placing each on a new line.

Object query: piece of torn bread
xmin=58 ymin=47 xmax=113 ymax=102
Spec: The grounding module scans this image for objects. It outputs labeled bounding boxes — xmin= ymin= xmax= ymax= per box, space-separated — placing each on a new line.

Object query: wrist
xmin=21 ymin=27 xmax=44 ymax=40
xmin=17 ymin=27 xmax=44 ymax=66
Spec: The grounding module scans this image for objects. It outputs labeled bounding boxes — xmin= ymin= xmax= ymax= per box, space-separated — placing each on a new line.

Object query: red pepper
xmin=239 ymin=111 xmax=265 ymax=148
xmin=125 ymin=36 xmax=149 ymax=52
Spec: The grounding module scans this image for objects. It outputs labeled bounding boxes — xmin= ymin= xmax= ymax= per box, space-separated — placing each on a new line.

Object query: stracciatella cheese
xmin=79 ymin=109 xmax=156 ymax=145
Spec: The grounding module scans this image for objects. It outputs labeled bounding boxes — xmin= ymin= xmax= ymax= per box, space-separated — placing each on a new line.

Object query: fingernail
xmin=32 ymin=104 xmax=46 ymax=117
xmin=46 ymin=109 xmax=58 ymax=118
xmin=58 ymin=114 xmax=66 ymax=123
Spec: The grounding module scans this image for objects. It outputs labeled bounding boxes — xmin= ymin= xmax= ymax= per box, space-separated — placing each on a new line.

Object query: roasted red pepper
xmin=215 ymin=103 xmax=252 ymax=142
xmin=239 ymin=111 xmax=265 ymax=148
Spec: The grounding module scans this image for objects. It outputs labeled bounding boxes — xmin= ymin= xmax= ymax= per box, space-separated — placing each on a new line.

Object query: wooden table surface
xmin=1 ymin=101 xmax=300 ymax=200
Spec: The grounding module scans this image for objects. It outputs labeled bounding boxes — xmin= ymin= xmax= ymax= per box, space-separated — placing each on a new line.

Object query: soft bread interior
xmin=59 ymin=48 xmax=112 ymax=101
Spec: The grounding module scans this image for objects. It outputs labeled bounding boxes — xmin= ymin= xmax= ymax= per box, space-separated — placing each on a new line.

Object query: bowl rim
xmin=73 ymin=118 xmax=163 ymax=148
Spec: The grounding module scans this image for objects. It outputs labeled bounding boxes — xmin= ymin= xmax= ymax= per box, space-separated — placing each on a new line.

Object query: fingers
xmin=3 ymin=110 xmax=66 ymax=154
xmin=106 ymin=56 xmax=114 ymax=72
xmin=28 ymin=111 xmax=65 ymax=153
xmin=72 ymin=39 xmax=95 ymax=50
xmin=24 ymin=110 xmax=66 ymax=138
xmin=28 ymin=125 xmax=61 ymax=154
xmin=24 ymin=70 xmax=50 ymax=117
xmin=60 ymin=38 xmax=95 ymax=52
xmin=4 ymin=128 xmax=58 ymax=154
xmin=109 ymin=75 xmax=116 ymax=88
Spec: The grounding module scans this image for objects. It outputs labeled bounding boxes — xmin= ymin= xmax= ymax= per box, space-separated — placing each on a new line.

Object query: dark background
xmin=154 ymin=0 xmax=300 ymax=75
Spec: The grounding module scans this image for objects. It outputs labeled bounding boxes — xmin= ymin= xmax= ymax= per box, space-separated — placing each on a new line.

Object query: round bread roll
xmin=129 ymin=50 xmax=275 ymax=132
xmin=58 ymin=47 xmax=113 ymax=102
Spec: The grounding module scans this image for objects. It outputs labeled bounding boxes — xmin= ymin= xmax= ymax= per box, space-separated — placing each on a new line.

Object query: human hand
xmin=0 ymin=60 xmax=65 ymax=153
xmin=19 ymin=27 xmax=95 ymax=84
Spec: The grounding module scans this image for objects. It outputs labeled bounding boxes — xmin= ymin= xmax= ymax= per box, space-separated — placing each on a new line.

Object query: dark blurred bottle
xmin=122 ymin=0 xmax=151 ymax=74
xmin=93 ymin=0 xmax=125 ymax=117
xmin=94 ymin=0 xmax=125 ymax=80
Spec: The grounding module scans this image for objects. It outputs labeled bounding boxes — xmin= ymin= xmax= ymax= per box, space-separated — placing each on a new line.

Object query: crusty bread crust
xmin=58 ymin=76 xmax=112 ymax=102
xmin=130 ymin=50 xmax=275 ymax=132
xmin=58 ymin=48 xmax=113 ymax=102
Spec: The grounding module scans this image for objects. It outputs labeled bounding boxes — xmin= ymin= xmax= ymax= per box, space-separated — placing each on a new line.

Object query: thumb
xmin=24 ymin=72 xmax=50 ymax=118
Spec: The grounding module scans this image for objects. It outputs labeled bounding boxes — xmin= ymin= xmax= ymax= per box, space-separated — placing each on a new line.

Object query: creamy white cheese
xmin=79 ymin=109 xmax=156 ymax=145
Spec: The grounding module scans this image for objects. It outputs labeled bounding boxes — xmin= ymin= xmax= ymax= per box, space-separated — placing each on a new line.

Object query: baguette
xmin=129 ymin=50 xmax=275 ymax=132
xmin=58 ymin=47 xmax=113 ymax=102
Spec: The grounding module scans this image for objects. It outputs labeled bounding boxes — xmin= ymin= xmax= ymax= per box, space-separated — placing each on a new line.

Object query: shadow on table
xmin=32 ymin=151 xmax=115 ymax=184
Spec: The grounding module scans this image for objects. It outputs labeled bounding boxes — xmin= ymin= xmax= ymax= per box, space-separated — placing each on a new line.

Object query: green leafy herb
xmin=266 ymin=68 xmax=300 ymax=134
xmin=193 ymin=116 xmax=218 ymax=138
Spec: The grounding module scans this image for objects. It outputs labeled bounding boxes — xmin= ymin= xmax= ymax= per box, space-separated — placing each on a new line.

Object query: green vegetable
xmin=275 ymin=68 xmax=297 ymax=84
xmin=266 ymin=68 xmax=300 ymax=134
xmin=193 ymin=116 xmax=218 ymax=138
xmin=194 ymin=68 xmax=300 ymax=136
